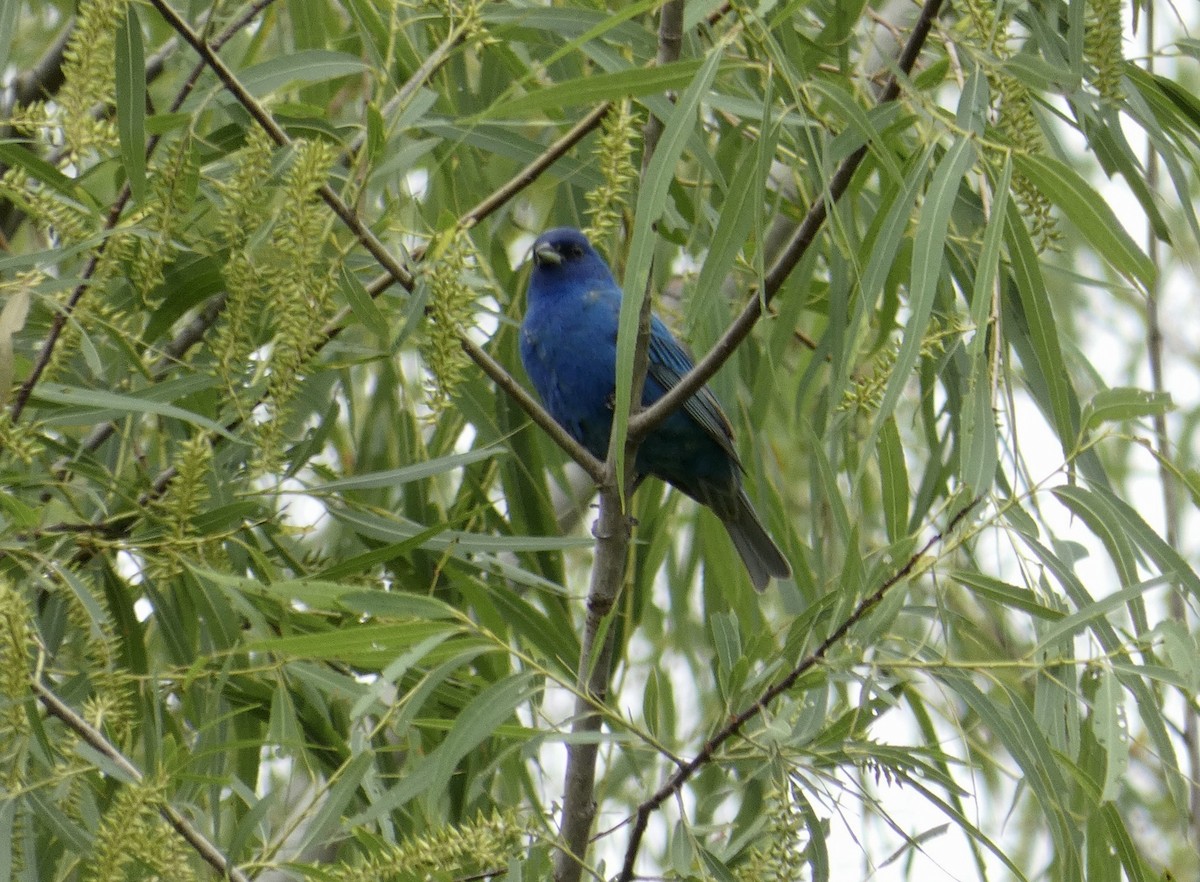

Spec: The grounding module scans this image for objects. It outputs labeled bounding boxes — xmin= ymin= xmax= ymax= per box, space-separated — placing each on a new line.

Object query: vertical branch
xmin=1142 ymin=3 xmax=1199 ymax=840
xmin=553 ymin=6 xmax=685 ymax=881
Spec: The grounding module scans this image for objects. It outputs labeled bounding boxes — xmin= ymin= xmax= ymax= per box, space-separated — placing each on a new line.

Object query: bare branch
xmin=616 ymin=498 xmax=980 ymax=880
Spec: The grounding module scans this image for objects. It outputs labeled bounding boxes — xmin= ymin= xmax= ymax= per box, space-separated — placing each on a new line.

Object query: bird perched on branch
xmin=519 ymin=227 xmax=790 ymax=591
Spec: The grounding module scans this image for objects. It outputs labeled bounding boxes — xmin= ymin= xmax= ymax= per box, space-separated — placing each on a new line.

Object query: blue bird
xmin=519 ymin=227 xmax=790 ymax=591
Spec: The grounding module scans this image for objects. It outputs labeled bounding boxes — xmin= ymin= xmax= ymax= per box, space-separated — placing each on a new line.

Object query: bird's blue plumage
xmin=519 ymin=227 xmax=790 ymax=590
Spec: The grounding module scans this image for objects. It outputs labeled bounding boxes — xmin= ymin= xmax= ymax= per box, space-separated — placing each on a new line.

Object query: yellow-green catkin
xmin=1085 ymin=0 xmax=1124 ymax=102
xmin=585 ymin=101 xmax=640 ymax=253
xmin=255 ymin=139 xmax=339 ymax=470
xmin=735 ymin=783 xmax=810 ymax=881
xmin=151 ymin=434 xmax=214 ymax=578
xmin=213 ymin=126 xmax=277 ymax=398
xmin=0 ymin=580 xmax=34 ymax=739
xmin=419 ymin=231 xmax=480 ymax=414
xmin=55 ymin=575 xmax=134 ymax=746
xmin=131 ymin=136 xmax=201 ymax=299
xmin=960 ymin=0 xmax=1060 ymax=250
xmin=87 ymin=779 xmax=199 ymax=882
xmin=0 ymin=167 xmax=92 ymax=245
xmin=840 ymin=320 xmax=961 ymax=413
xmin=326 ymin=810 xmax=525 ymax=882
xmin=16 ymin=0 xmax=127 ymax=159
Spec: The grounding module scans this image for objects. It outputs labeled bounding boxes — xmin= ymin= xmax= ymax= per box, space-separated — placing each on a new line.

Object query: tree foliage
xmin=1 ymin=0 xmax=1198 ymax=880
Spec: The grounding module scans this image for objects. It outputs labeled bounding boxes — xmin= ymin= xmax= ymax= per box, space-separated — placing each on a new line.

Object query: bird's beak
xmin=534 ymin=244 xmax=562 ymax=267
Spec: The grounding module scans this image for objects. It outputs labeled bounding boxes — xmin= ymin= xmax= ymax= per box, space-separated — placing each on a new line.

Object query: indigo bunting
xmin=519 ymin=227 xmax=790 ymax=590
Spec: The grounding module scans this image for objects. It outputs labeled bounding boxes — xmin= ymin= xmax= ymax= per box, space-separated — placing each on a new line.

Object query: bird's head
xmin=531 ymin=227 xmax=603 ymax=274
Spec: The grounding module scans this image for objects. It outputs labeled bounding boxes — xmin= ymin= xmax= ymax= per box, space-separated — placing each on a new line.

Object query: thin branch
xmin=552 ymin=7 xmax=687 ymax=881
xmin=616 ymin=498 xmax=980 ymax=881
xmin=1143 ymin=2 xmax=1199 ymax=842
xmin=456 ymin=102 xmax=611 ymax=235
xmin=33 ymin=680 xmax=252 ymax=882
xmin=142 ymin=0 xmax=610 ymax=482
xmin=629 ymin=0 xmax=946 ymax=442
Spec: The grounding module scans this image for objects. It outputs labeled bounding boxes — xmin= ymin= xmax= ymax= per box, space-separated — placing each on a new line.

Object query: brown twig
xmin=616 ymin=498 xmax=980 ymax=880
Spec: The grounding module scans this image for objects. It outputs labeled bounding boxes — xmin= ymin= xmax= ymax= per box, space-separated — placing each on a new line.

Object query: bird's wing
xmin=645 ymin=317 xmax=741 ymax=466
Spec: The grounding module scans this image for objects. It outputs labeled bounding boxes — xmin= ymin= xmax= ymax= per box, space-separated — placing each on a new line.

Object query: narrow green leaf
xmin=961 ymin=157 xmax=1010 ymax=493
xmin=691 ymin=123 xmax=777 ymax=328
xmin=487 ymin=59 xmax=704 ymax=117
xmin=115 ymin=7 xmax=147 ymax=202
xmin=1015 ymin=154 xmax=1154 ymax=289
xmin=877 ymin=417 xmax=909 ymax=542
xmin=864 ymin=137 xmax=974 ymax=473
xmin=1033 ymin=582 xmax=1159 ymax=652
xmin=614 ymin=48 xmax=723 ymax=491
xmin=1092 ymin=667 xmax=1130 ymax=802
xmin=0 ymin=142 xmax=86 ymax=202
xmin=951 ymin=571 xmax=1064 ymax=620
xmin=1052 ymin=485 xmax=1140 ymax=589
xmin=1081 ymin=386 xmax=1174 ymax=431
xmin=30 ymin=383 xmax=243 ymax=442
xmin=293 ymin=752 xmax=373 ymax=854
xmin=1066 ymin=484 xmax=1200 ymax=602
xmin=1004 ymin=198 xmax=1077 ymax=451
xmin=238 ymin=50 xmax=368 ymax=97
xmin=0 ymin=287 xmax=30 ymax=408
xmin=310 ymin=445 xmax=505 ymax=492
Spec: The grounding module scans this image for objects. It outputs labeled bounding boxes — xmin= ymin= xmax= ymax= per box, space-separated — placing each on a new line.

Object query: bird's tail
xmin=722 ymin=488 xmax=791 ymax=592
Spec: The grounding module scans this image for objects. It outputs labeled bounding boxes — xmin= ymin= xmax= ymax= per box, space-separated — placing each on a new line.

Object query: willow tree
xmin=1 ymin=1 xmax=1197 ymax=880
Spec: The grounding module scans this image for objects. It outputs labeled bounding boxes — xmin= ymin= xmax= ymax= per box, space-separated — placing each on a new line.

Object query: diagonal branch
xmin=629 ymin=0 xmax=946 ymax=442
xmin=144 ymin=0 xmax=605 ymax=480
xmin=34 ymin=680 xmax=252 ymax=882
xmin=616 ymin=498 xmax=980 ymax=881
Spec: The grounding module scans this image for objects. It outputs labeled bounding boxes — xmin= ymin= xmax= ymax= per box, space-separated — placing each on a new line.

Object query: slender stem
xmin=617 ymin=499 xmax=979 ymax=881
xmin=629 ymin=0 xmax=945 ymax=442
xmin=34 ymin=681 xmax=252 ymax=882
xmin=552 ymin=7 xmax=686 ymax=881
xmin=1142 ymin=3 xmax=1198 ymax=841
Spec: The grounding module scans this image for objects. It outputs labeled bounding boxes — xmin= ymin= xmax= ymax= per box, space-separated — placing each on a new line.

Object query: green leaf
xmin=1092 ymin=667 xmax=1130 ymax=803
xmin=1014 ymin=154 xmax=1154 ymax=289
xmin=877 ymin=417 xmax=909 ymax=542
xmin=1081 ymin=386 xmax=1174 ymax=431
xmin=309 ymin=445 xmax=506 ymax=491
xmin=951 ymin=571 xmax=1064 ymax=620
xmin=115 ymin=7 xmax=146 ymax=203
xmin=864 ymin=136 xmax=975 ymax=473
xmin=487 ymin=58 xmax=705 ymax=117
xmin=961 ymin=157 xmax=1010 ymax=494
xmin=1004 ymin=198 xmax=1077 ymax=452
xmin=238 ymin=50 xmax=368 ymax=97
xmin=614 ymin=48 xmax=723 ymax=491
xmin=30 ymin=382 xmax=243 ymax=442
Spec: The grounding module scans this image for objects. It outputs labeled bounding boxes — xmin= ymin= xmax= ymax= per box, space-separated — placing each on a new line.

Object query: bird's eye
xmin=567 ymin=245 xmax=583 ymax=258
